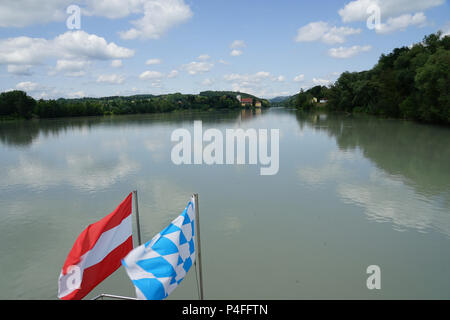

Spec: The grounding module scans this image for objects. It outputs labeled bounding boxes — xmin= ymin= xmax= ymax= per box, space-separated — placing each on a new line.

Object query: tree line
xmin=0 ymin=91 xmax=268 ymax=119
xmin=282 ymin=85 xmax=330 ymax=110
xmin=290 ymin=32 xmax=449 ymax=125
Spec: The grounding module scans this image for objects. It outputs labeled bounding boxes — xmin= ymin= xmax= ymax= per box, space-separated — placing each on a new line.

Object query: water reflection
xmin=294 ymin=110 xmax=450 ymax=237
xmin=0 ymin=110 xmax=242 ymax=148
xmin=240 ymin=108 xmax=263 ymax=121
xmin=1 ymin=110 xmax=268 ymax=194
xmin=0 ymin=154 xmax=139 ymax=192
xmin=1 ymin=108 xmax=450 ymax=299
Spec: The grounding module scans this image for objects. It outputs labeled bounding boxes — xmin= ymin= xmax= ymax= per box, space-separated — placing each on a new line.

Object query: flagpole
xmin=133 ymin=190 xmax=142 ymax=246
xmin=92 ymin=293 xmax=138 ymax=300
xmin=193 ymin=193 xmax=204 ymax=300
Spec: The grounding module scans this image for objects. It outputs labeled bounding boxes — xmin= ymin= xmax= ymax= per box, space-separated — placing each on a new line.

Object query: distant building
xmin=241 ymin=97 xmax=253 ymax=106
xmin=311 ymin=97 xmax=318 ymax=103
xmin=255 ymin=101 xmax=262 ymax=108
xmin=319 ymin=99 xmax=328 ymax=104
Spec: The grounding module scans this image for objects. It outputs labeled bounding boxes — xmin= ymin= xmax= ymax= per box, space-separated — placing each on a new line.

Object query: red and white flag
xmin=57 ymin=193 xmax=134 ymax=300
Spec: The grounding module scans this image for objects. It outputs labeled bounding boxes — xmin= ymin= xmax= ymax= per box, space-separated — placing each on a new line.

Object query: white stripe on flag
xmin=82 ymin=214 xmax=132 ymax=269
xmin=57 ymin=214 xmax=132 ymax=298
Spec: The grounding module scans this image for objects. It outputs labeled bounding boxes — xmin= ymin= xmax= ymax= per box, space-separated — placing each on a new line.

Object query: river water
xmin=0 ymin=108 xmax=449 ymax=299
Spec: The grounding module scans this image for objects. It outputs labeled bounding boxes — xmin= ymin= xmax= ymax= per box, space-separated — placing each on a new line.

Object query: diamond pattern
xmin=122 ymin=198 xmax=196 ymax=300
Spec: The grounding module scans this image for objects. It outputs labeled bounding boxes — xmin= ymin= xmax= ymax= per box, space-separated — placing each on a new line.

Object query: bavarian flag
xmin=122 ymin=197 xmax=196 ymax=300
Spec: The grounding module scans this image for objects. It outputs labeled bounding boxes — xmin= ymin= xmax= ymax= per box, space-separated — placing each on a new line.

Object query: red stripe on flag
xmin=61 ymin=193 xmax=133 ymax=275
xmin=60 ymin=235 xmax=133 ymax=300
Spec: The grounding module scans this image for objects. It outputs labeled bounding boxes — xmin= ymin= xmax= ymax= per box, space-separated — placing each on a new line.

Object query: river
xmin=0 ymin=108 xmax=449 ymax=299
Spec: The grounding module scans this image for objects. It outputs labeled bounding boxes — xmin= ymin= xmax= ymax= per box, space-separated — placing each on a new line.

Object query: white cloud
xmin=151 ymin=80 xmax=163 ymax=88
xmin=256 ymin=71 xmax=271 ymax=78
xmin=295 ymin=21 xmax=361 ymax=44
xmin=202 ymin=78 xmax=214 ymax=86
xmin=167 ymin=69 xmax=179 ymax=78
xmin=0 ymin=36 xmax=51 ymax=66
xmin=230 ymin=40 xmax=246 ymax=56
xmin=111 ymin=59 xmax=123 ymax=68
xmin=0 ymin=0 xmax=194 ymax=43
xmin=223 ymin=74 xmax=241 ymax=82
xmin=182 ymin=61 xmax=214 ymax=75
xmin=84 ymin=0 xmax=143 ymax=19
xmin=16 ymin=81 xmax=40 ymax=91
xmin=51 ymin=59 xmax=91 ymax=77
xmin=224 ymin=71 xmax=271 ymax=82
xmin=230 ymin=49 xmax=243 ymax=56
xmin=54 ymin=31 xmax=135 ymax=60
xmin=139 ymin=70 xmax=164 ymax=80
xmin=224 ymin=71 xmax=274 ymax=97
xmin=66 ymin=71 xmax=86 ymax=77
xmin=229 ymin=84 xmax=287 ymax=99
xmin=146 ymin=58 xmax=162 ymax=65
xmin=312 ymin=78 xmax=332 ymax=86
xmin=0 ymin=31 xmax=135 ymax=70
xmin=118 ymin=0 xmax=193 ymax=40
xmin=338 ymin=0 xmax=445 ymax=22
xmin=7 ymin=64 xmax=33 ymax=75
xmin=230 ymin=40 xmax=246 ymax=49
xmin=218 ymin=59 xmax=230 ymax=65
xmin=55 ymin=59 xmax=90 ymax=72
xmin=375 ymin=12 xmax=427 ymax=34
xmin=0 ymin=0 xmax=71 ymax=27
xmin=197 ymin=54 xmax=210 ymax=61
xmin=67 ymin=90 xmax=86 ymax=98
xmin=294 ymin=74 xmax=305 ymax=82
xmin=96 ymin=74 xmax=125 ymax=84
xmin=328 ymin=45 xmax=372 ymax=59
xmin=295 ymin=21 xmax=329 ymax=42
xmin=323 ymin=26 xmax=363 ymax=44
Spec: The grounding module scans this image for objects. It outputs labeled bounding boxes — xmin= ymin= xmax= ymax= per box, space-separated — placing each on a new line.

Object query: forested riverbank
xmin=0 ymin=91 xmax=269 ymax=120
xmin=281 ymin=32 xmax=449 ymax=125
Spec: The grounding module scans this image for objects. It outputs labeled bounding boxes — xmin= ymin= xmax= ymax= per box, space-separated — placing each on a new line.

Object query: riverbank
xmin=281 ymin=32 xmax=449 ymax=126
xmin=0 ymin=90 xmax=270 ymax=121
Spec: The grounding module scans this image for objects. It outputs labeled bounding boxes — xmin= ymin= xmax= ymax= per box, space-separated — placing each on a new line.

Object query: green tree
xmin=0 ymin=90 xmax=36 ymax=118
xmin=415 ymin=48 xmax=450 ymax=123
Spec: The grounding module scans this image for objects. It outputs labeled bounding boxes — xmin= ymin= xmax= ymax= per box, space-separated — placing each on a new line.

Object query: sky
xmin=0 ymin=0 xmax=449 ymax=99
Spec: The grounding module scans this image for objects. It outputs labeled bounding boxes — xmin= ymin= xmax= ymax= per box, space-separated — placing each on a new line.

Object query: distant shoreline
xmin=0 ymin=90 xmax=270 ymax=121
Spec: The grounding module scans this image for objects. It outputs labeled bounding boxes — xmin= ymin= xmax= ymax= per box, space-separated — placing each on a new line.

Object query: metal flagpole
xmin=92 ymin=191 xmax=143 ymax=301
xmin=92 ymin=293 xmax=138 ymax=300
xmin=133 ymin=190 xmax=142 ymax=246
xmin=193 ymin=193 xmax=204 ymax=300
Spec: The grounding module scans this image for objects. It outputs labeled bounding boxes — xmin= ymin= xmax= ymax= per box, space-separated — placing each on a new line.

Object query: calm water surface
xmin=0 ymin=108 xmax=449 ymax=299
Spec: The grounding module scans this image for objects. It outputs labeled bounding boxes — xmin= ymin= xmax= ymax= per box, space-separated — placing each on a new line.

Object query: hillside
xmin=0 ymin=90 xmax=270 ymax=119
xmin=285 ymin=32 xmax=450 ymax=125
xmin=281 ymin=85 xmax=330 ymax=109
xmin=269 ymin=96 xmax=290 ymax=103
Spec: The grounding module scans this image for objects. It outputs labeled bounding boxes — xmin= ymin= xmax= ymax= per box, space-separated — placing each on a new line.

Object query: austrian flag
xmin=57 ymin=193 xmax=134 ymax=300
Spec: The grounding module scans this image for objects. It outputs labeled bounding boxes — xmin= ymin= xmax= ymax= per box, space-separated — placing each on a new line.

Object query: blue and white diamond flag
xmin=122 ymin=197 xmax=196 ymax=300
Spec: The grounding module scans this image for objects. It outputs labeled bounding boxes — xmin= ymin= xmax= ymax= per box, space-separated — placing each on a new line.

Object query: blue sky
xmin=0 ymin=0 xmax=449 ymax=99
